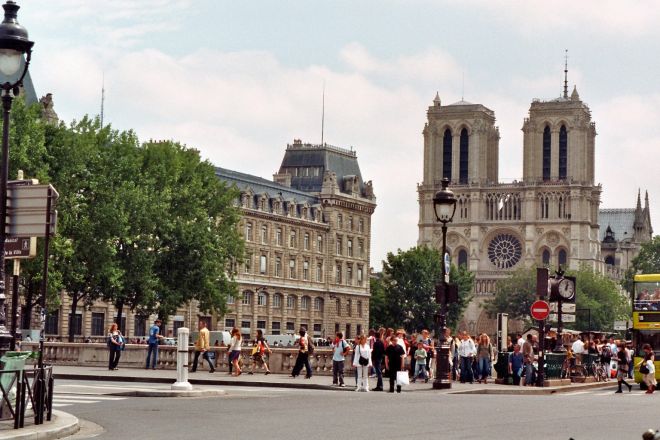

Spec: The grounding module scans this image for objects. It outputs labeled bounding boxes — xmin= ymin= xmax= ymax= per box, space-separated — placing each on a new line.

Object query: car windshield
xmin=634 ymin=281 xmax=660 ymax=312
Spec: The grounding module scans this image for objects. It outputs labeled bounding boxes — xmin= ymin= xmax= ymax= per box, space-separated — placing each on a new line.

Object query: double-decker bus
xmin=632 ymin=274 xmax=660 ymax=385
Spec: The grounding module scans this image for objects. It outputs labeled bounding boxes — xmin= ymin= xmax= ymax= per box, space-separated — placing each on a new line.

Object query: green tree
xmin=622 ymin=236 xmax=660 ymax=293
xmin=368 ymin=274 xmax=389 ymax=329
xmin=483 ymin=266 xmax=537 ymax=322
xmin=447 ymin=263 xmax=475 ymax=330
xmin=570 ymin=266 xmax=629 ymax=332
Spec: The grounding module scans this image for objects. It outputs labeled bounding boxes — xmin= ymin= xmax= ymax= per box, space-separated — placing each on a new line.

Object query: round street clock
xmin=558 ymin=277 xmax=575 ymax=300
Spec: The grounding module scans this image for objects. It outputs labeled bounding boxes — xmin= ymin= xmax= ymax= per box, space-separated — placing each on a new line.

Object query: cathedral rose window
xmin=488 ymin=234 xmax=522 ymax=269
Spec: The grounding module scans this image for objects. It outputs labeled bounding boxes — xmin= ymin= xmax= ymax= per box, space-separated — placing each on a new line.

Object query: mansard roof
xmin=598 ymin=209 xmax=635 ymax=242
xmin=215 ymin=167 xmax=318 ymax=204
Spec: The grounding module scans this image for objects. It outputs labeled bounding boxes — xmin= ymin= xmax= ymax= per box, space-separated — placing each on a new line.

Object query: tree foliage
xmin=369 ymin=246 xmax=473 ymax=333
xmin=483 ymin=267 xmax=538 ymax=322
xmin=622 ymin=235 xmax=660 ymax=293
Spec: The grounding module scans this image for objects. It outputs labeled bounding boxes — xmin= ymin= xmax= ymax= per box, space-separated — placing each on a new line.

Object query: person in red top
xmin=290 ymin=329 xmax=313 ymax=379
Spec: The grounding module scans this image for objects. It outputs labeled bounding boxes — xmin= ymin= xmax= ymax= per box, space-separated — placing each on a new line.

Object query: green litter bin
xmin=1 ymin=351 xmax=36 ymax=392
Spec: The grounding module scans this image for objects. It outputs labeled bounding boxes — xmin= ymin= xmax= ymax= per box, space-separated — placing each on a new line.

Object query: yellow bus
xmin=632 ymin=274 xmax=660 ymax=385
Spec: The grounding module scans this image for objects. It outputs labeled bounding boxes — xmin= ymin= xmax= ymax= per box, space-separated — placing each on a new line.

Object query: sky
xmin=19 ymin=0 xmax=660 ymax=267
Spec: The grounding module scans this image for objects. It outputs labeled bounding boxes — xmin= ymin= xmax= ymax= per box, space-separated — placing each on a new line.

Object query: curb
xmin=448 ymin=381 xmax=615 ymax=395
xmin=54 ymin=372 xmax=355 ymax=392
xmin=109 ymin=389 xmax=226 ymax=398
xmin=0 ymin=410 xmax=80 ymax=440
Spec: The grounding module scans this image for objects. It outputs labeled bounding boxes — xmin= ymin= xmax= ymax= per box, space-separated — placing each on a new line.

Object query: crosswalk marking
xmin=51 ymin=394 xmax=127 ymax=408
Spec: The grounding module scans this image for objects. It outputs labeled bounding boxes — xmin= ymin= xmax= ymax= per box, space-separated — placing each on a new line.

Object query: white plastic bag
xmin=396 ymin=371 xmax=409 ymax=386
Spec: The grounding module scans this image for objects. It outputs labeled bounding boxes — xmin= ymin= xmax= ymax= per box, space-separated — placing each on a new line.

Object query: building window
xmin=357 ymin=266 xmax=363 ymax=286
xmin=314 ymin=297 xmax=323 ymax=311
xmin=357 ymin=300 xmax=363 ymax=318
xmin=244 ymin=254 xmax=252 ymax=273
xmin=345 ymin=324 xmax=351 ymax=340
xmin=336 ymin=263 xmax=342 ymax=284
xmin=276 ymin=227 xmax=283 ymax=246
xmin=358 ymin=218 xmax=364 ymax=233
xmin=287 ymin=295 xmax=296 ymax=309
xmin=260 ymin=255 xmax=267 ymax=274
xmin=348 ymin=216 xmax=353 ymax=230
xmin=261 ymin=225 xmax=268 ymax=244
xmin=241 ymin=320 xmax=251 ymax=329
xmin=303 ymin=260 xmax=309 ymax=280
xmin=347 ymin=299 xmax=352 ymax=316
xmin=458 ymin=249 xmax=468 ymax=267
xmin=289 ymin=259 xmax=296 ymax=278
xmin=301 ymin=296 xmax=309 ymax=310
xmin=336 ymin=235 xmax=342 ymax=255
xmin=559 ymin=124 xmax=568 ymax=180
xmin=225 ymin=318 xmax=235 ymax=329
xmin=290 ymin=229 xmax=297 ymax=248
xmin=45 ymin=311 xmax=59 ymax=335
xmin=173 ymin=319 xmax=184 ymax=337
xmin=336 ymin=298 xmax=341 ymax=316
xmin=246 ymin=222 xmax=253 ymax=241
xmin=316 ymin=262 xmax=323 ymax=282
xmin=257 ymin=320 xmax=266 ymax=330
xmin=68 ymin=313 xmax=83 ymax=336
xmin=335 ymin=323 xmax=340 ymax=334
xmin=459 ymin=128 xmax=469 ymax=184
xmin=258 ymin=291 xmax=267 ymax=306
xmin=242 ymin=291 xmax=252 ymax=305
xmin=542 ymin=249 xmax=551 ymax=266
xmin=543 ymin=126 xmax=551 ymax=181
xmin=558 ymin=249 xmax=568 ymax=268
xmin=91 ymin=312 xmax=105 ymax=336
xmin=313 ymin=323 xmax=322 ymax=334
xmin=356 ymin=324 xmax=362 ymax=336
xmin=317 ymin=235 xmax=323 ymax=252
xmin=347 ymin=239 xmax=353 ymax=257
xmin=286 ymin=321 xmax=295 ymax=332
xmin=272 ymin=321 xmax=281 ymax=335
xmin=273 ymin=293 xmax=282 ymax=309
xmin=358 ymin=239 xmax=364 ymax=257
xmin=275 ymin=256 xmax=282 ymax=277
xmin=347 ymin=265 xmax=353 ymax=286
xmin=227 ymin=294 xmax=235 ymax=305
xmin=605 ymin=255 xmax=615 ymax=266
xmin=304 ymin=233 xmax=310 ymax=250
xmin=540 ymin=195 xmax=550 ymax=219
xmin=443 ymin=128 xmax=452 ymax=180
xmin=134 ymin=315 xmax=147 ymax=337
xmin=338 ymin=214 xmax=343 ymax=229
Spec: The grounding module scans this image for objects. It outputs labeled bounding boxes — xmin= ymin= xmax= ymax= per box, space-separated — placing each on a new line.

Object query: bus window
xmin=634 ymin=282 xmax=660 ymax=311
xmin=635 ymin=331 xmax=660 ymax=357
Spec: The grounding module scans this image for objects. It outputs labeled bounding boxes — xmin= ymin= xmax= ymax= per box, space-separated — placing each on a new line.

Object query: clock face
xmin=558 ymin=278 xmax=575 ymax=299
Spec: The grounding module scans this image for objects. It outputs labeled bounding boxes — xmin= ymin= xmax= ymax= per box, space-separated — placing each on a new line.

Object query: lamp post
xmin=0 ymin=0 xmax=33 ymax=357
xmin=432 ymin=178 xmax=456 ymax=389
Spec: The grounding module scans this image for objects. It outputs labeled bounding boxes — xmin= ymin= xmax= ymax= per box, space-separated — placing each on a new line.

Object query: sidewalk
xmin=52 ymin=365 xmax=615 ymax=395
xmin=0 ymin=410 xmax=79 ymax=440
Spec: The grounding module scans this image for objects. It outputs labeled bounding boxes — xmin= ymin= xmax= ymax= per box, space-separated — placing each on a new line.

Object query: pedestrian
xmin=638 ymin=343 xmax=656 ymax=394
xmin=367 ymin=328 xmax=376 ymax=377
xmin=451 ymin=332 xmax=460 ymax=381
xmin=353 ymin=334 xmax=372 ymax=392
xmin=571 ymin=335 xmax=585 ymax=365
xmin=421 ymin=329 xmax=434 ymax=379
xmin=458 ymin=331 xmax=476 ymax=384
xmin=508 ymin=344 xmax=524 ymax=385
xmin=107 ymin=323 xmax=124 ymax=370
xmin=506 ymin=336 xmax=514 ymax=352
xmin=249 ymin=329 xmax=271 ymax=375
xmin=290 ymin=329 xmax=312 ymax=379
xmin=522 ymin=334 xmax=535 ymax=386
xmin=516 ymin=333 xmax=525 ymax=349
xmin=331 ymin=332 xmax=350 ymax=387
xmin=615 ymin=342 xmax=632 ymax=393
xmin=385 ymin=334 xmax=406 ymax=393
xmin=476 ymin=333 xmax=494 ymax=384
xmin=145 ymin=319 xmax=163 ymax=370
xmin=600 ymin=341 xmax=613 ymax=381
xmin=412 ymin=341 xmax=429 ymax=383
xmin=371 ymin=331 xmax=385 ymax=391
xmin=191 ymin=319 xmax=215 ymax=373
xmin=228 ymin=327 xmax=242 ymax=376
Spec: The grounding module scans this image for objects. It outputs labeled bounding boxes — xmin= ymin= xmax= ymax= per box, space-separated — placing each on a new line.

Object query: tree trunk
xmin=21 ymin=282 xmax=34 ymax=329
xmin=115 ymin=300 xmax=124 ymax=333
xmin=68 ymin=292 xmax=79 ymax=343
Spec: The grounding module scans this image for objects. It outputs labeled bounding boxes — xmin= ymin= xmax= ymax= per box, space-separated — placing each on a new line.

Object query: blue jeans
xmin=373 ymin=358 xmax=383 ymax=389
xmin=524 ymin=362 xmax=534 ymax=385
xmin=414 ymin=361 xmax=428 ymax=380
xmin=460 ymin=356 xmax=474 ymax=383
xmin=477 ymin=357 xmax=491 ymax=380
xmin=146 ymin=343 xmax=159 ymax=369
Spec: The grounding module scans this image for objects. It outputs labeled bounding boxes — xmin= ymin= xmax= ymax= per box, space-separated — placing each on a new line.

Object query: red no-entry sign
xmin=530 ymin=300 xmax=550 ymax=320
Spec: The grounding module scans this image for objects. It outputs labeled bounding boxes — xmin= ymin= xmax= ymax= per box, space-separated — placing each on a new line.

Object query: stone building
xmin=418 ymin=79 xmax=651 ymax=336
xmin=39 ymin=140 xmax=376 ymax=341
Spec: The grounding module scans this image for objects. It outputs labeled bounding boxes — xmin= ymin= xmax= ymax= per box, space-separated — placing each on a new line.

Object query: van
xmin=265 ymin=334 xmax=299 ymax=348
xmin=189 ymin=330 xmax=231 ymax=347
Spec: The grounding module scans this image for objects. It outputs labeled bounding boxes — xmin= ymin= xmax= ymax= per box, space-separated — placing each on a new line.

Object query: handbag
xmin=358 ymin=346 xmax=369 ymax=366
xmin=640 ymin=363 xmax=650 ymax=374
xmin=396 ymin=370 xmax=410 ymax=386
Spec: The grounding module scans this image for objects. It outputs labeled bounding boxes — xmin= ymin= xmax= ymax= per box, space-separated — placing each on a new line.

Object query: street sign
xmin=4 ymin=236 xmax=35 ymax=259
xmin=444 ymin=252 xmax=450 ymax=283
xmin=549 ymin=302 xmax=576 ymax=313
xmin=563 ymin=314 xmax=576 ymax=323
xmin=548 ymin=313 xmax=557 ymax=322
xmin=6 ymin=184 xmax=59 ymax=237
xmin=530 ymin=300 xmax=550 ymax=320
xmin=613 ymin=320 xmax=628 ymax=331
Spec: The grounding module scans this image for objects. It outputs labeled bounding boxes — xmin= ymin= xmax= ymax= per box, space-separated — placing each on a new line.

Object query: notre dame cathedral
xmin=417 ymin=75 xmax=652 ymax=335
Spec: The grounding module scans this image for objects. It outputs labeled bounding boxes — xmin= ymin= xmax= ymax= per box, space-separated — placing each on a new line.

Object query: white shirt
xmin=572 ymin=339 xmax=585 ymax=354
xmin=458 ymin=338 xmax=476 ymax=357
xmin=352 ymin=343 xmax=372 ymax=367
xmin=517 ymin=338 xmax=525 ymax=348
xmin=229 ymin=336 xmax=242 ymax=351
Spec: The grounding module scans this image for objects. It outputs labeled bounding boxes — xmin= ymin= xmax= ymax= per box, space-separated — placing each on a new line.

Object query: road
xmin=55 ymin=380 xmax=658 ymax=440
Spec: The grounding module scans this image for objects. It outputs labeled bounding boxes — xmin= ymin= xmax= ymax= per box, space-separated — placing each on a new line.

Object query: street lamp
xmin=0 ymin=0 xmax=32 ymax=356
xmin=432 ymin=178 xmax=456 ymax=389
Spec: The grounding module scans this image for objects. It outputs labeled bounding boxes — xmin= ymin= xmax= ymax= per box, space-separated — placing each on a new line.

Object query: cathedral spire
xmin=637 ymin=188 xmax=642 ymax=210
xmin=563 ymin=49 xmax=569 ymax=99
xmin=433 ymin=91 xmax=441 ymax=106
xmin=645 ymin=190 xmax=649 ymax=209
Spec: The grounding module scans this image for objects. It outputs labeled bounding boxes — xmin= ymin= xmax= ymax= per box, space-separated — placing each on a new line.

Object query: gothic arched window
xmin=458 ymin=249 xmax=468 ymax=267
xmin=543 ymin=126 xmax=551 ymax=181
xmin=604 ymin=256 xmax=615 ymax=266
xmin=558 ymin=249 xmax=567 ymax=268
xmin=459 ymin=128 xmax=469 ymax=184
xmin=542 ymin=249 xmax=550 ymax=266
xmin=442 ymin=129 xmax=452 ymax=180
xmin=559 ymin=125 xmax=568 ymax=180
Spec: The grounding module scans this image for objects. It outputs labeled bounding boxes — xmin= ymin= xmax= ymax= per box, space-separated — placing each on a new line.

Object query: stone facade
xmin=30 ymin=140 xmax=376 ymax=342
xmin=418 ymin=85 xmax=651 ymax=336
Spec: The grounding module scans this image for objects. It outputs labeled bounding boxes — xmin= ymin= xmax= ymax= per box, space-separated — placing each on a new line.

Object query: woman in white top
xmin=353 ymin=334 xmax=372 ymax=392
xmin=228 ymin=327 xmax=242 ymax=376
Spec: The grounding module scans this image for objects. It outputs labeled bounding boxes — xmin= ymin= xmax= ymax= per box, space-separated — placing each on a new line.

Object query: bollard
xmin=171 ymin=327 xmax=193 ymax=391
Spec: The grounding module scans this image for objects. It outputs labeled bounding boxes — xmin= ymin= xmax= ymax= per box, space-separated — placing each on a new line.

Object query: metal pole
xmin=0 ymin=91 xmax=12 ymax=356
xmin=9 ymin=259 xmax=18 ymax=350
xmin=36 ymin=188 xmax=52 ymax=425
xmin=433 ymin=222 xmax=451 ymax=389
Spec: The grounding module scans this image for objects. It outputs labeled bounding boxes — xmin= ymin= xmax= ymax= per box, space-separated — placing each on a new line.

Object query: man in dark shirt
xmin=384 ymin=335 xmax=406 ymax=393
xmin=371 ymin=332 xmax=385 ymax=391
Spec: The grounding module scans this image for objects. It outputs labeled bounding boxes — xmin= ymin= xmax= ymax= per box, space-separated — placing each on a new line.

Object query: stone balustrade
xmin=20 ymin=342 xmax=354 ymax=375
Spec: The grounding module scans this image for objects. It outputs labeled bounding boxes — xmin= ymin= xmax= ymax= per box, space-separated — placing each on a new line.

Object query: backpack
xmin=307 ymin=336 xmax=315 ymax=354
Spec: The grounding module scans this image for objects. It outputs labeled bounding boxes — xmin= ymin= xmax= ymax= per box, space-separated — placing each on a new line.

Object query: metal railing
xmin=0 ymin=365 xmax=53 ymax=429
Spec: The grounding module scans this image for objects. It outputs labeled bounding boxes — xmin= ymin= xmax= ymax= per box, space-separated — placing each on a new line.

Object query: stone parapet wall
xmin=21 ymin=342 xmax=354 ymax=376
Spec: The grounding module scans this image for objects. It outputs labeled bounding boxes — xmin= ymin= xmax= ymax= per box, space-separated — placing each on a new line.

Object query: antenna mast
xmin=563 ymin=49 xmax=568 ymax=99
xmin=321 ymin=81 xmax=325 ymax=146
xmin=100 ymin=73 xmax=105 ymax=126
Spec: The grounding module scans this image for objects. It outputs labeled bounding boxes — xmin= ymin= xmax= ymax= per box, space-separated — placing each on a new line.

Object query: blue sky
xmin=20 ymin=0 xmax=660 ymax=265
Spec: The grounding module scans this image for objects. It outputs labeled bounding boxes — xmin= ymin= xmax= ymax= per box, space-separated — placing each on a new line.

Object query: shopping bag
xmin=396 ymin=371 xmax=410 ymax=386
